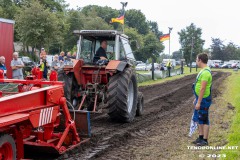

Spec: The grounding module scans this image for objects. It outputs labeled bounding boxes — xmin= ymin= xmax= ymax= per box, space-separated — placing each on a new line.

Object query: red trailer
xmin=0 ymin=18 xmax=15 ymax=78
xmin=0 ymin=76 xmax=90 ymax=159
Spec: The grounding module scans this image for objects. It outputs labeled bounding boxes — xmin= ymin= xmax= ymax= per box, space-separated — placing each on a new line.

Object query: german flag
xmin=160 ymin=34 xmax=170 ymax=42
xmin=110 ymin=11 xmax=124 ymax=25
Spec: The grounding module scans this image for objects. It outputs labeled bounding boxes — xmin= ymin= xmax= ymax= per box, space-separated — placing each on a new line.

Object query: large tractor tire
xmin=0 ymin=134 xmax=16 ymax=160
xmin=107 ymin=67 xmax=138 ymax=122
xmin=136 ymin=92 xmax=144 ymax=116
xmin=58 ymin=72 xmax=79 ymax=109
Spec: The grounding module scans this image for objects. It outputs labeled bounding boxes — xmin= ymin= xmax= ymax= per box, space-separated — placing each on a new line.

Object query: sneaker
xmin=196 ymin=139 xmax=208 ymax=146
xmin=192 ymin=138 xmax=202 ymax=144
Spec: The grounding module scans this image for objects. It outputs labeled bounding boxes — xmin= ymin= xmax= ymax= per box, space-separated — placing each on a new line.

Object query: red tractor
xmin=59 ymin=30 xmax=143 ymax=122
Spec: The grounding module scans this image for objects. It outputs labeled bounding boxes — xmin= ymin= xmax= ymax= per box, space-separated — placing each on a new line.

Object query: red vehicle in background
xmin=0 ymin=18 xmax=15 ymax=78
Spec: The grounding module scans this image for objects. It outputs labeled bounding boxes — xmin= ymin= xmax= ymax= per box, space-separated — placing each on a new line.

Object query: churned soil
xmin=55 ymin=72 xmax=228 ymax=160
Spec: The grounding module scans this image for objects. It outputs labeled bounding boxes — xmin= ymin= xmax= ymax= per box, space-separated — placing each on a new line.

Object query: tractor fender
xmin=106 ymin=60 xmax=127 ymax=72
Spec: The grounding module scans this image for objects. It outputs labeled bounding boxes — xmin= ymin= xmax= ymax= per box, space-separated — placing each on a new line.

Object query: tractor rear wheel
xmin=136 ymin=92 xmax=144 ymax=116
xmin=58 ymin=72 xmax=79 ymax=109
xmin=0 ymin=134 xmax=16 ymax=160
xmin=107 ymin=67 xmax=138 ymax=122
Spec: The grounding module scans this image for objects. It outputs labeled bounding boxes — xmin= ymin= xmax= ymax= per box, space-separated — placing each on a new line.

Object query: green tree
xmin=172 ymin=50 xmax=182 ymax=60
xmin=124 ymin=27 xmax=144 ymax=61
xmin=81 ymin=5 xmax=118 ymax=24
xmin=223 ymin=42 xmax=239 ymax=60
xmin=141 ymin=32 xmax=164 ymax=61
xmin=15 ymin=1 xmax=61 ymax=53
xmin=148 ymin=21 xmax=162 ymax=39
xmin=82 ymin=10 xmax=113 ymax=30
xmin=125 ymin=9 xmax=149 ymax=35
xmin=178 ymin=23 xmax=205 ymax=64
xmin=0 ymin=0 xmax=20 ymax=19
xmin=61 ymin=9 xmax=83 ymax=51
xmin=210 ymin=38 xmax=225 ymax=60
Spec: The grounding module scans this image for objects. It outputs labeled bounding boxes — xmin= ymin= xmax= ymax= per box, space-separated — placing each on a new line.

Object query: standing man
xmin=0 ymin=56 xmax=7 ymax=78
xmin=11 ymin=52 xmax=24 ymax=79
xmin=166 ymin=59 xmax=172 ymax=77
xmin=192 ymin=53 xmax=212 ymax=146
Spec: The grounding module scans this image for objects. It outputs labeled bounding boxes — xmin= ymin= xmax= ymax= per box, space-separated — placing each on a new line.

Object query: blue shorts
xmin=193 ymin=98 xmax=211 ymax=125
xmin=193 ymin=109 xmax=209 ymax=125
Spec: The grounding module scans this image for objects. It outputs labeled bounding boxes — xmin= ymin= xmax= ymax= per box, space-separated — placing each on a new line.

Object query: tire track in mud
xmin=92 ymin=72 xmax=229 ymax=160
xmin=59 ymin=72 xmax=226 ymax=160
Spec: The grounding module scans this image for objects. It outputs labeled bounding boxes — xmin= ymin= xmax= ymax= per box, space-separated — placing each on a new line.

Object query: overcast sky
xmin=65 ymin=0 xmax=240 ymax=55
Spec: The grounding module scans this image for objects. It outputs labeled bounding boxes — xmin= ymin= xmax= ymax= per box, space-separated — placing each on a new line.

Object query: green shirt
xmin=194 ymin=67 xmax=212 ymax=98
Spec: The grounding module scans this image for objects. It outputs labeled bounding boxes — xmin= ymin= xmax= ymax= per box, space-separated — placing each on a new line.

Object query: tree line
xmin=0 ymin=0 xmax=239 ymax=62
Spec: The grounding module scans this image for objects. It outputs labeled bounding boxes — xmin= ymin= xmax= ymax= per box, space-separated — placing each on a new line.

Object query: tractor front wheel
xmin=107 ymin=67 xmax=138 ymax=122
xmin=0 ymin=134 xmax=16 ymax=160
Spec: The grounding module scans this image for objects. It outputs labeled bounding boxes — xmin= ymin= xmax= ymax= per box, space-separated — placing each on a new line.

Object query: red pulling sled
xmin=0 ymin=70 xmax=90 ymax=159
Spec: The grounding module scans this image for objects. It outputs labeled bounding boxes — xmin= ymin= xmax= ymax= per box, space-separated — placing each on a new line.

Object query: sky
xmin=65 ymin=0 xmax=240 ymax=55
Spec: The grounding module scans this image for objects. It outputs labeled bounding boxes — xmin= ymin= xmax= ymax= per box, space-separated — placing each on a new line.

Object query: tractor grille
xmin=92 ymin=74 xmax=102 ymax=83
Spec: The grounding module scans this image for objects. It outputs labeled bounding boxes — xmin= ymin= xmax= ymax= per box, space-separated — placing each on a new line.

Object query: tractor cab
xmin=74 ymin=30 xmax=135 ymax=65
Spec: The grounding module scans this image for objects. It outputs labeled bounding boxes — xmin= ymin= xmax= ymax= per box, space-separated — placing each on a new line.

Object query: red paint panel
xmin=0 ymin=113 xmax=29 ymax=128
xmin=105 ymin=60 xmax=121 ymax=70
xmin=0 ymin=21 xmax=14 ymax=78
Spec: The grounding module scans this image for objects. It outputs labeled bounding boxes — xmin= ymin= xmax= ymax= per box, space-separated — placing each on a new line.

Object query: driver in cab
xmin=93 ymin=40 xmax=108 ymax=63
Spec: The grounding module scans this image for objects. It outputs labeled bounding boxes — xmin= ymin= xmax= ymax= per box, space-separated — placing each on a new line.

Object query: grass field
xmin=219 ymin=70 xmax=240 ymax=159
xmin=137 ymin=66 xmax=199 ymax=87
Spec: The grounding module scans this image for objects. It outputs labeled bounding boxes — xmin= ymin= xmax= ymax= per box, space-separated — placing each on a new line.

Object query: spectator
xmin=67 ymin=52 xmax=72 ymax=59
xmin=160 ymin=63 xmax=165 ymax=71
xmin=40 ymin=48 xmax=47 ymax=59
xmin=166 ymin=60 xmax=172 ymax=77
xmin=72 ymin=52 xmax=77 ymax=59
xmin=39 ymin=55 xmax=48 ymax=79
xmin=0 ymin=56 xmax=7 ymax=78
xmin=11 ymin=52 xmax=24 ymax=79
xmin=59 ymin=51 xmax=65 ymax=63
xmin=51 ymin=54 xmax=62 ymax=71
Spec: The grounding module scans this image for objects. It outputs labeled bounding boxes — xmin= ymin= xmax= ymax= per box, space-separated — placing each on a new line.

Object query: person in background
xmin=166 ymin=60 xmax=172 ymax=77
xmin=11 ymin=52 xmax=24 ymax=79
xmin=39 ymin=55 xmax=48 ymax=79
xmin=40 ymin=48 xmax=47 ymax=59
xmin=67 ymin=52 xmax=72 ymax=59
xmin=0 ymin=56 xmax=7 ymax=78
xmin=51 ymin=54 xmax=62 ymax=71
xmin=59 ymin=51 xmax=65 ymax=63
xmin=72 ymin=52 xmax=77 ymax=59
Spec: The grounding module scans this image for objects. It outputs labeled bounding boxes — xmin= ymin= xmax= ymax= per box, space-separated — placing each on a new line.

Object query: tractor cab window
xmin=80 ymin=38 xmax=94 ymax=63
xmin=120 ymin=37 xmax=135 ymax=63
xmin=119 ymin=42 xmax=126 ymax=61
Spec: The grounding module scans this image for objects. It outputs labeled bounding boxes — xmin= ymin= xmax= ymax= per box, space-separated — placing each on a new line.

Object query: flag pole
xmin=120 ymin=2 xmax=127 ymax=33
xmin=168 ymin=27 xmax=173 ymax=59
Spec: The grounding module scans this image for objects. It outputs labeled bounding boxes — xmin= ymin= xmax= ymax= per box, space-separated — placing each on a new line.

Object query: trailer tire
xmin=0 ymin=134 xmax=16 ymax=160
xmin=136 ymin=92 xmax=144 ymax=116
xmin=107 ymin=67 xmax=138 ymax=122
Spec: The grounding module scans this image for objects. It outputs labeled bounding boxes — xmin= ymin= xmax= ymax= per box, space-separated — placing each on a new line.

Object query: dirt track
xmin=57 ymin=71 xmax=228 ymax=160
